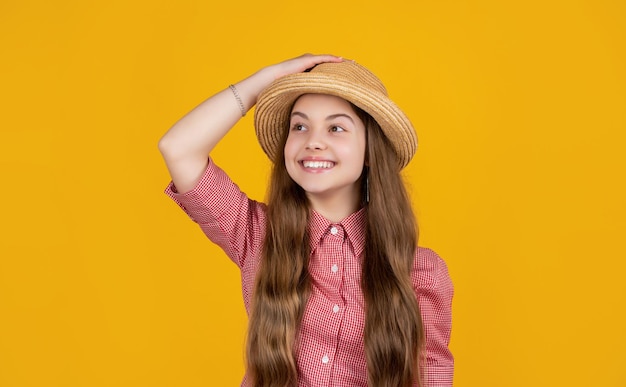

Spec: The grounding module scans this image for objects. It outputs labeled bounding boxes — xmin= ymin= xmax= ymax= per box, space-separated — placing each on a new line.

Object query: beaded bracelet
xmin=228 ymin=84 xmax=246 ymax=117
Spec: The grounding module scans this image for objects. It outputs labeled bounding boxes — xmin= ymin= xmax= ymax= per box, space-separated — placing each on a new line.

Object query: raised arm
xmin=158 ymin=54 xmax=343 ymax=193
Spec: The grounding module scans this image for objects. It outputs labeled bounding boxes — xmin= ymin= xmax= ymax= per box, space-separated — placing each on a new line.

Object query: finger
xmin=293 ymin=54 xmax=343 ymax=71
xmin=306 ymin=54 xmax=343 ymax=63
xmin=272 ymin=54 xmax=344 ymax=79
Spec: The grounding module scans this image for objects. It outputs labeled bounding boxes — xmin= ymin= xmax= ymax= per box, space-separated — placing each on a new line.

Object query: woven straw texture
xmin=254 ymin=61 xmax=417 ymax=170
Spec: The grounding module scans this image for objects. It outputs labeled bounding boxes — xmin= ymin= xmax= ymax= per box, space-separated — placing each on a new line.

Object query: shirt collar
xmin=307 ymin=208 xmax=367 ymax=258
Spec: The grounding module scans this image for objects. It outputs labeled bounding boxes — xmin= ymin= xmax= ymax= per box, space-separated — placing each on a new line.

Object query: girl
xmin=159 ymin=54 xmax=453 ymax=387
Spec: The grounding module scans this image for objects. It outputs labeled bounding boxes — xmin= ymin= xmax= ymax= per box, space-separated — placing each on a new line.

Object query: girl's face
xmin=284 ymin=94 xmax=367 ymax=207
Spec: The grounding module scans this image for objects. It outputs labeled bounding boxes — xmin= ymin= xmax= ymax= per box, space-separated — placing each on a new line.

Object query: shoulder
xmin=412 ymin=247 xmax=453 ymax=294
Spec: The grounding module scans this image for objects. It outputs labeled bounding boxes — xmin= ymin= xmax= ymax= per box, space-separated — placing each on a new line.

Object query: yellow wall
xmin=1 ymin=0 xmax=625 ymax=386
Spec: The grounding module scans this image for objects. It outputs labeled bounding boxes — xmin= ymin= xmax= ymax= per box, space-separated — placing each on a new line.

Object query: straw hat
xmin=254 ymin=60 xmax=417 ymax=170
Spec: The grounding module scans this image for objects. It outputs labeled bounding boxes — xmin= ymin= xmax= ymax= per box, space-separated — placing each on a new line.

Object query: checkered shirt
xmin=165 ymin=159 xmax=454 ymax=386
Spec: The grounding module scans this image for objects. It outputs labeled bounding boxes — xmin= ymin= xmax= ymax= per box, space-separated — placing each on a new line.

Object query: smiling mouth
xmin=301 ymin=160 xmax=335 ymax=169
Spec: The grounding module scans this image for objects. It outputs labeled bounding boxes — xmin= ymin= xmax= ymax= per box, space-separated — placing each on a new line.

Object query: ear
xmin=364 ymin=118 xmax=370 ymax=167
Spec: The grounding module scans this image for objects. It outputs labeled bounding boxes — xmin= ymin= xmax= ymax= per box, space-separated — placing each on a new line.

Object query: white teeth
xmin=303 ymin=160 xmax=334 ymax=169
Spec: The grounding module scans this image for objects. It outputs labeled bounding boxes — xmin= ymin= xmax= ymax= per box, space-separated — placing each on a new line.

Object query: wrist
xmin=228 ymin=84 xmax=246 ymax=117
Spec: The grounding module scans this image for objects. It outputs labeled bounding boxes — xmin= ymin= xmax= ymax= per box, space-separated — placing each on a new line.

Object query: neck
xmin=306 ymin=189 xmax=362 ymax=223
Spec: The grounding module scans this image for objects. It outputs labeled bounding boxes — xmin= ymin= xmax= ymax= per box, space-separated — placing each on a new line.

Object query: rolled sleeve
xmin=414 ymin=247 xmax=454 ymax=387
xmin=165 ymin=159 xmax=241 ymax=224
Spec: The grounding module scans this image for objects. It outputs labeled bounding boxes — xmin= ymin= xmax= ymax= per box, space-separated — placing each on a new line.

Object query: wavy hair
xmin=246 ymin=102 xmax=424 ymax=387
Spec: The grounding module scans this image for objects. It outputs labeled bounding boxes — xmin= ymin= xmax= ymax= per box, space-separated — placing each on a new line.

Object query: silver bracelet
xmin=228 ymin=84 xmax=246 ymax=117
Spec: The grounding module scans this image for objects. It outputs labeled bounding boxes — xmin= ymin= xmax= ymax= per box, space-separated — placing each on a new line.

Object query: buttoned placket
xmin=298 ymin=216 xmax=362 ymax=387
xmin=319 ymin=224 xmax=347 ymax=378
xmin=329 ymin=227 xmax=342 ymax=316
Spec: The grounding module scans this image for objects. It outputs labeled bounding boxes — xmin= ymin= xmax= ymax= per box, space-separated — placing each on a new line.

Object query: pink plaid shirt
xmin=166 ymin=159 xmax=454 ymax=386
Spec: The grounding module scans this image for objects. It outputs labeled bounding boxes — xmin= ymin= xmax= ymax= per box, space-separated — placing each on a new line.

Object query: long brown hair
xmin=246 ymin=102 xmax=423 ymax=387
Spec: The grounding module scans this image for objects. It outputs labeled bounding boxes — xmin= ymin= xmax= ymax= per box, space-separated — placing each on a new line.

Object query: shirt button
xmin=333 ymin=305 xmax=340 ymax=313
xmin=330 ymin=226 xmax=338 ymax=235
xmin=322 ymin=355 xmax=329 ymax=364
xmin=331 ymin=264 xmax=338 ymax=273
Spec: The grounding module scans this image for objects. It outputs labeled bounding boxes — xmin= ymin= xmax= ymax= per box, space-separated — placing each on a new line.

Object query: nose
xmin=305 ymin=130 xmax=326 ymax=150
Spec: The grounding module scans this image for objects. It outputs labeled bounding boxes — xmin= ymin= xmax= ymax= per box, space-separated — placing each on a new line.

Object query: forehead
xmin=291 ymin=93 xmax=355 ymax=113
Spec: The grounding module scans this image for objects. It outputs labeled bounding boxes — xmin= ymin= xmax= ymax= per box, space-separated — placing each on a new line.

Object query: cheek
xmin=284 ymin=136 xmax=298 ymax=159
xmin=283 ymin=136 xmax=301 ymax=177
xmin=344 ymin=140 xmax=367 ymax=165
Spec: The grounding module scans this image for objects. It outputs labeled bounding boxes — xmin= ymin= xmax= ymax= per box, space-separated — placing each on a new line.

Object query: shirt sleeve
xmin=414 ymin=247 xmax=454 ymax=387
xmin=164 ymin=158 xmax=266 ymax=270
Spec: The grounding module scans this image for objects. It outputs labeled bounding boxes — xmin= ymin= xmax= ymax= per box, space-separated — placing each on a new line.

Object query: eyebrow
xmin=291 ymin=111 xmax=355 ymax=124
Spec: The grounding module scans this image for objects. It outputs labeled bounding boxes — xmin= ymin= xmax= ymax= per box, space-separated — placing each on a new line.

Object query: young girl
xmin=159 ymin=54 xmax=453 ymax=387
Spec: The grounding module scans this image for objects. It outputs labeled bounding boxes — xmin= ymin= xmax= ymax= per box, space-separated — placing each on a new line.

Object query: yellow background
xmin=1 ymin=0 xmax=625 ymax=386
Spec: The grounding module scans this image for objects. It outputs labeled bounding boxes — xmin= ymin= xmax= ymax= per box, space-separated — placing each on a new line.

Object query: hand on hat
xmin=264 ymin=53 xmax=344 ymax=81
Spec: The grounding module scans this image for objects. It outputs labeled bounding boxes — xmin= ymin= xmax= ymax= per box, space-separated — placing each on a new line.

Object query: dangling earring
xmin=365 ymin=171 xmax=370 ymax=204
